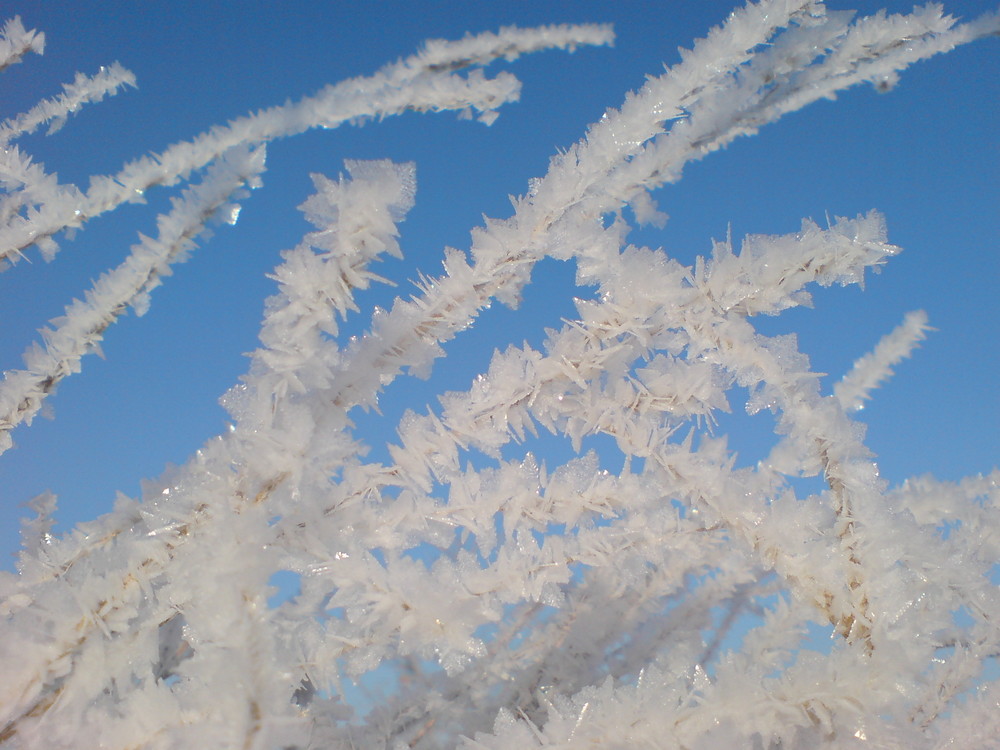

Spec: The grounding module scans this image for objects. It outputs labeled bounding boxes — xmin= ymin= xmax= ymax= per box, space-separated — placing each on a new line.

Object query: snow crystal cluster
xmin=0 ymin=4 xmax=997 ymax=749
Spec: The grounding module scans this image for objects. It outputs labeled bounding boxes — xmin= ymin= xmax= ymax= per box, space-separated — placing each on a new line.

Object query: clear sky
xmin=0 ymin=0 xmax=997 ymax=570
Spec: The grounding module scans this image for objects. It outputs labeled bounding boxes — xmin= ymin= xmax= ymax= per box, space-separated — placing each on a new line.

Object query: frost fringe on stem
xmin=0 ymin=22 xmax=612 ymax=454
xmin=834 ymin=309 xmax=932 ymax=412
xmin=1 ymin=3 xmax=998 ymax=749
xmin=0 ymin=16 xmax=42 ymax=73
xmin=0 ymin=21 xmax=613 ymax=269
xmin=0 ymin=62 xmax=136 ymax=145
xmin=0 ymin=146 xmax=266 ymax=455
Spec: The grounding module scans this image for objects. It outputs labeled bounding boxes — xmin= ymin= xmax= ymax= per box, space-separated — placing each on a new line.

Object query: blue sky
xmin=0 ymin=0 xmax=997 ymax=570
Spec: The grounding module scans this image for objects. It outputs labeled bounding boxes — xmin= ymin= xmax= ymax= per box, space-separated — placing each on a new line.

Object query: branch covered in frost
xmin=0 ymin=62 xmax=136 ymax=144
xmin=835 ymin=309 xmax=932 ymax=411
xmin=311 ymin=0 xmax=990 ymax=422
xmin=588 ymin=4 xmax=1000 ymax=226
xmin=415 ymin=23 xmax=614 ymax=70
xmin=373 ymin=212 xmax=897 ymax=649
xmin=0 ymin=145 xmax=266 ymax=455
xmin=1 ymin=2 xmax=998 ymax=748
xmin=247 ymin=159 xmax=416 ymax=410
xmin=0 ymin=159 xmax=417 ymax=746
xmin=0 ymin=16 xmax=43 ymax=72
xmin=0 ymin=23 xmax=612 ymax=268
xmin=0 ymin=146 xmax=84 ymax=263
xmin=219 ymin=158 xmax=419 ymax=494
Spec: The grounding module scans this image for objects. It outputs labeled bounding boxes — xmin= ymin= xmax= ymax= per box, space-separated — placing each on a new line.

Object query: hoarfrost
xmin=0 ymin=4 xmax=997 ymax=749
